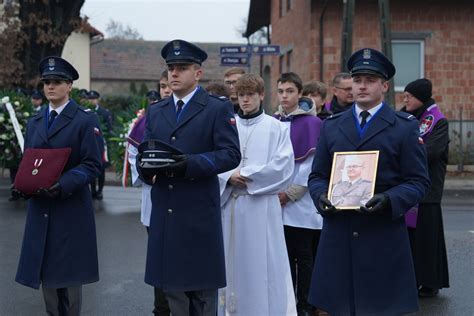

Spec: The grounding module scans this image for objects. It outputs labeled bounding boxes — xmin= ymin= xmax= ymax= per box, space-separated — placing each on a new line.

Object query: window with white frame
xmin=391 ymin=40 xmax=424 ymax=91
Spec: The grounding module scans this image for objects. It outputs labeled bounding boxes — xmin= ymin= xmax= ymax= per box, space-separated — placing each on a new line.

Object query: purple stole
xmin=419 ymin=103 xmax=445 ymax=141
xmin=405 ymin=103 xmax=445 ymax=228
xmin=127 ymin=115 xmax=146 ymax=147
xmin=274 ymin=114 xmax=322 ymax=163
xmin=324 ymin=102 xmax=331 ymax=112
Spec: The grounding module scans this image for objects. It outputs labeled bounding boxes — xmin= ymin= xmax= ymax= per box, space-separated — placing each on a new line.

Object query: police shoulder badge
xmin=419 ymin=115 xmax=434 ymax=136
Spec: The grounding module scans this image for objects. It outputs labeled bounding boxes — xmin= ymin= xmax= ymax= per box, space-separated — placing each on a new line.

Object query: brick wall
xmin=263 ymin=0 xmax=473 ymax=119
xmin=390 ymin=0 xmax=474 ymax=120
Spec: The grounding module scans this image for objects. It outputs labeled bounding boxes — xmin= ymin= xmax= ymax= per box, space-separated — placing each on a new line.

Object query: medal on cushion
xmin=32 ymin=158 xmax=43 ymax=175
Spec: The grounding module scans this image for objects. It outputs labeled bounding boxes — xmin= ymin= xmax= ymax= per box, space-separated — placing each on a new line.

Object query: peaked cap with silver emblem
xmin=38 ymin=56 xmax=79 ymax=81
xmin=161 ymin=39 xmax=208 ymax=65
xmin=347 ymin=48 xmax=396 ymax=80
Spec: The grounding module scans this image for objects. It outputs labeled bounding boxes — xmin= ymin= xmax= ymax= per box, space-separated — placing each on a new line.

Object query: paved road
xmin=0 ymin=181 xmax=473 ymax=315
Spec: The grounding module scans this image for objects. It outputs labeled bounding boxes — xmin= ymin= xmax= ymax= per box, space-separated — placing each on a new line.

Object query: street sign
xmin=220 ymin=45 xmax=249 ymax=55
xmin=252 ymin=45 xmax=280 ymax=55
xmin=221 ymin=56 xmax=249 ymax=66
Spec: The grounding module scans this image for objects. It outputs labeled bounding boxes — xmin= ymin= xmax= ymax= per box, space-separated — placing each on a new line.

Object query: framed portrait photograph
xmin=328 ymin=151 xmax=379 ymax=210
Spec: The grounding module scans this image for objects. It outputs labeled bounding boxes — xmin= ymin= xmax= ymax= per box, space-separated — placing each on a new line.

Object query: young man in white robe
xmin=218 ymin=73 xmax=297 ymax=316
xmin=274 ymin=72 xmax=324 ymax=316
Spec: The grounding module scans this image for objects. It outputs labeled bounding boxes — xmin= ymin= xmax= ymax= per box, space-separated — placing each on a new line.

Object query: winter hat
xmin=404 ymin=78 xmax=432 ymax=103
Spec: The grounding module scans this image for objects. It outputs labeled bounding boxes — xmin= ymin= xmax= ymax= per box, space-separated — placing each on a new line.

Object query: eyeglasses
xmin=335 ymin=86 xmax=352 ymax=92
xmin=224 ymin=80 xmax=238 ymax=86
xmin=346 ymin=165 xmax=363 ymax=169
xmin=403 ymin=93 xmax=415 ymax=99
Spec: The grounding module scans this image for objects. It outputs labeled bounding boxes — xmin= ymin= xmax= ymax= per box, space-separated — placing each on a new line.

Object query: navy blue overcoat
xmin=143 ymin=87 xmax=241 ymax=291
xmin=308 ymin=104 xmax=430 ymax=315
xmin=16 ymin=100 xmax=102 ymax=289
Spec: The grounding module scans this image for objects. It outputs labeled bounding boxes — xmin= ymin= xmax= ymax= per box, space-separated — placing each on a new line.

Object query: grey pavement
xmin=443 ymin=177 xmax=474 ymax=192
xmin=0 ymin=180 xmax=151 ymax=316
xmin=0 ymin=176 xmax=473 ymax=315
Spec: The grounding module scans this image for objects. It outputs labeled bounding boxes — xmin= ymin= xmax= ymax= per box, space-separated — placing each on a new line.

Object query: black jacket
xmin=402 ymin=99 xmax=449 ymax=203
xmin=318 ymin=96 xmax=352 ymax=120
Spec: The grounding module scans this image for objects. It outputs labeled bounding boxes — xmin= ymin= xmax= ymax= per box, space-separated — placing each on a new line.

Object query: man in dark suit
xmin=307 ymin=48 xmax=431 ymax=315
xmin=137 ymin=39 xmax=241 ymax=316
xmin=88 ymin=90 xmax=111 ymax=200
xmin=15 ymin=56 xmax=102 ymax=315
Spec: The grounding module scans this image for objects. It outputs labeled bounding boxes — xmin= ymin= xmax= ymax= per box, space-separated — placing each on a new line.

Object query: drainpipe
xmin=319 ymin=0 xmax=330 ymax=81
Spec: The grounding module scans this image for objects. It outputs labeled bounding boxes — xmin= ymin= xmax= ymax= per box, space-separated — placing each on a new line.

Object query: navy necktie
xmin=176 ymin=100 xmax=184 ymax=118
xmin=360 ymin=110 xmax=370 ymax=128
xmin=48 ymin=110 xmax=58 ymax=129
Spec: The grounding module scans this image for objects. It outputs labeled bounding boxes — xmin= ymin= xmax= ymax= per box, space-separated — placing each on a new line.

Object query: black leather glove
xmin=136 ymin=152 xmax=157 ymax=185
xmin=162 ymin=154 xmax=187 ymax=177
xmin=360 ymin=193 xmax=390 ymax=215
xmin=11 ymin=187 xmax=32 ymax=200
xmin=36 ymin=182 xmax=62 ymax=199
xmin=317 ymin=193 xmax=337 ymax=216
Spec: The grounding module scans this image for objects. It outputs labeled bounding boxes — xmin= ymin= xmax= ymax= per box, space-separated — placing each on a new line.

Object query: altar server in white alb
xmin=273 ymin=72 xmax=324 ymax=315
xmin=218 ymin=73 xmax=297 ymax=316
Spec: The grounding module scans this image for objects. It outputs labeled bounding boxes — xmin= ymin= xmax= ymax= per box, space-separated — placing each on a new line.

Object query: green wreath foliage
xmin=1 ymin=89 xmax=149 ymax=186
xmin=0 ymin=91 xmax=33 ymax=169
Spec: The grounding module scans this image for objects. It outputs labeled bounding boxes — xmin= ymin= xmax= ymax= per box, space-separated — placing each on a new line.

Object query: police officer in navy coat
xmin=307 ymin=48 xmax=431 ymax=315
xmin=87 ymin=90 xmax=111 ymax=200
xmin=137 ymin=39 xmax=241 ymax=316
xmin=15 ymin=56 xmax=102 ymax=315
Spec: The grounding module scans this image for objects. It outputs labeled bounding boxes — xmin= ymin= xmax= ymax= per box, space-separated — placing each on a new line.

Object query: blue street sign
xmin=220 ymin=45 xmax=249 ymax=55
xmin=221 ymin=56 xmax=249 ymax=66
xmin=252 ymin=45 xmax=280 ymax=55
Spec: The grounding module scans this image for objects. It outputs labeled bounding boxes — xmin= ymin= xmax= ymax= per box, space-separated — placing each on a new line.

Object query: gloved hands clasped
xmin=11 ymin=187 xmax=32 ymax=200
xmin=317 ymin=193 xmax=337 ymax=216
xmin=168 ymin=154 xmax=187 ymax=176
xmin=359 ymin=193 xmax=390 ymax=215
xmin=36 ymin=182 xmax=62 ymax=199
xmin=11 ymin=182 xmax=61 ymax=199
xmin=136 ymin=139 xmax=188 ymax=184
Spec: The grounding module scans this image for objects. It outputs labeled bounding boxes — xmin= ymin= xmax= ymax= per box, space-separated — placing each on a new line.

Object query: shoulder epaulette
xmin=31 ymin=111 xmax=42 ymax=118
xmin=327 ymin=112 xmax=344 ymax=120
xmin=79 ymin=106 xmax=93 ymax=114
xmin=396 ymin=111 xmax=415 ymax=121
xmin=154 ymin=98 xmax=169 ymax=106
xmin=209 ymin=94 xmax=228 ymax=102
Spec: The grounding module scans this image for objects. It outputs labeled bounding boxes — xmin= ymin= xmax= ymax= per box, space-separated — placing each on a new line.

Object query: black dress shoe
xmin=95 ymin=192 xmax=103 ymax=200
xmin=418 ymin=286 xmax=439 ymax=297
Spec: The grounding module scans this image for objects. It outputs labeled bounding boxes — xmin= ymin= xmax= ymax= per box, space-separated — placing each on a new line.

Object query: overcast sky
xmin=81 ymin=0 xmax=251 ymax=43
